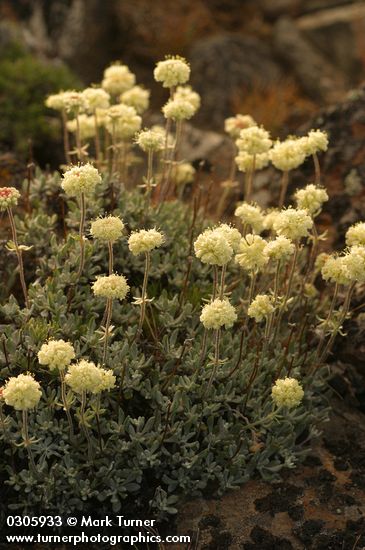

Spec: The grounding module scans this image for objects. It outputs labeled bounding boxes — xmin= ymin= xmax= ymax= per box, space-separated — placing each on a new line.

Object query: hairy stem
xmin=108 ymin=240 xmax=114 ymax=275
xmin=61 ymin=109 xmax=71 ymax=164
xmin=102 ymin=298 xmax=113 ymax=365
xmin=278 ymin=170 xmax=289 ymax=208
xmin=139 ymin=251 xmax=151 ymax=332
xmin=317 ymin=282 xmax=355 ymax=367
xmin=7 ymin=207 xmax=29 ymax=308
xmin=313 ymin=152 xmax=321 ymax=185
xmin=80 ymin=391 xmax=93 ymax=461
xmin=76 ymin=193 xmax=86 ymax=279
xmin=22 ymin=410 xmax=36 ymax=473
xmin=206 ymin=329 xmax=221 ymax=391
xmin=60 ymin=370 xmax=74 ymax=441
xmin=245 ymin=154 xmax=256 ymax=202
xmin=93 ymin=110 xmax=101 ymax=168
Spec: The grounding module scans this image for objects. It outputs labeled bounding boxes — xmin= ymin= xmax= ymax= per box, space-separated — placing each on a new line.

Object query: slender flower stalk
xmin=93 ymin=110 xmax=101 ymax=168
xmin=92 ymin=274 xmax=129 ymax=363
xmin=128 ymin=229 xmax=165 ymax=333
xmin=267 ymin=260 xmax=281 ymax=341
xmin=159 ymin=117 xmax=182 ymax=204
xmin=278 ymin=170 xmax=289 ymax=209
xmin=0 ymin=399 xmax=15 ymax=469
xmin=77 ymin=192 xmax=86 ymax=278
xmin=313 ymin=152 xmax=321 ymax=184
xmin=80 ymin=390 xmax=93 ymax=461
xmin=62 ymin=109 xmax=71 ymax=164
xmin=139 ymin=251 xmax=151 ymax=331
xmin=273 ymin=243 xmax=299 ymax=338
xmin=102 ymin=298 xmax=113 ymax=365
xmin=107 ymin=240 xmax=114 ymax=275
xmin=146 ymin=149 xmax=153 ymax=211
xmin=59 ymin=370 xmax=74 ymax=440
xmin=314 ymin=282 xmax=339 ymax=361
xmin=7 ymin=206 xmax=30 ymax=308
xmin=245 ymin=154 xmax=256 ymax=202
xmin=22 ymin=410 xmax=37 ymax=472
xmin=207 ymin=329 xmax=221 ymax=391
xmin=317 ymin=281 xmax=356 ymax=367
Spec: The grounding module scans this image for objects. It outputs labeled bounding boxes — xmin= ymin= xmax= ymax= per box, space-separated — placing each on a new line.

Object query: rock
xmin=297 ymin=3 xmax=365 ymax=84
xmin=273 ymin=17 xmax=346 ymax=102
xmin=171 ymin=400 xmax=365 ymax=550
xmin=189 ymin=34 xmax=282 ymax=130
xmin=259 ymin=0 xmax=302 ymax=20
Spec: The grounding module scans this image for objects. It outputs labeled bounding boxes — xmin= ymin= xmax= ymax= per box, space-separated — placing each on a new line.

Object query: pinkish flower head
xmin=0 ymin=187 xmax=20 ymax=211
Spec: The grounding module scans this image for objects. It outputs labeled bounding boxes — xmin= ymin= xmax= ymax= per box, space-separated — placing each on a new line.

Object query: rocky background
xmin=1 ymin=2 xmax=365 ymax=549
xmin=1 ymin=0 xmax=365 ymax=132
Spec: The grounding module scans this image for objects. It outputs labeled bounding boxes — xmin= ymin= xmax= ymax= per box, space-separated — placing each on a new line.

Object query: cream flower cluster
xmin=38 ymin=339 xmax=75 ymax=371
xmin=162 ymin=97 xmax=195 ymax=121
xmin=67 ymin=114 xmax=96 ymax=140
xmin=62 ymin=91 xmax=88 ymax=114
xmin=346 ymin=222 xmax=365 ymax=247
xmin=154 ymin=56 xmax=190 ymax=88
xmin=105 ymin=104 xmax=142 ymax=140
xmin=263 ymin=209 xmax=280 ymax=231
xmin=273 ymin=208 xmax=313 ymax=241
xmin=235 ymin=234 xmax=268 ymax=272
xmin=65 ymin=360 xmax=115 ymax=394
xmin=128 ymin=229 xmax=165 ymax=255
xmin=302 ymin=129 xmax=328 ymax=156
xmin=322 ymin=247 xmax=365 ymax=285
xmin=194 ymin=228 xmax=233 ymax=266
xmin=265 ymin=236 xmax=295 ymax=262
xmin=92 ymin=274 xmax=129 ymax=300
xmin=136 ymin=129 xmax=165 ymax=152
xmin=248 ymin=294 xmax=274 ymax=322
xmin=0 ymin=187 xmax=20 ymax=211
xmin=175 ymin=162 xmax=196 ymax=185
xmin=236 ymin=126 xmax=272 ymax=155
xmin=270 ymin=139 xmax=306 ymax=172
xmin=200 ymin=298 xmax=237 ymax=330
xmin=61 ymin=164 xmax=102 ymax=197
xmin=271 ymin=377 xmax=304 ymax=409
xmin=315 ymin=252 xmax=330 ymax=272
xmin=224 ymin=114 xmax=256 ymax=139
xmin=3 ymin=374 xmax=41 ymax=410
xmin=45 ymin=92 xmax=68 ymax=111
xmin=321 ymin=255 xmax=350 ymax=285
xmin=235 ymin=151 xmax=269 ymax=173
xmin=102 ymin=63 xmax=136 ymax=95
xmin=174 ymin=85 xmax=201 ymax=113
xmin=120 ymin=86 xmax=150 ymax=114
xmin=91 ymin=216 xmax=124 ymax=242
xmin=214 ymin=224 xmax=241 ymax=252
xmin=342 ymin=246 xmax=365 ymax=283
xmin=234 ymin=203 xmax=264 ymax=233
xmin=82 ymin=87 xmax=110 ymax=111
xmin=295 ymin=184 xmax=328 ymax=216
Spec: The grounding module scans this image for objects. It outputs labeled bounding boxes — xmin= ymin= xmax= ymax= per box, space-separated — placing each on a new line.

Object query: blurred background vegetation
xmin=0 ymin=0 xmax=364 ymax=167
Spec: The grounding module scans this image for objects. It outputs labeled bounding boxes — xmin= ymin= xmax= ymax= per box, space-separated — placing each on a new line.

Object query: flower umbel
xmin=90 ymin=216 xmax=125 ymax=243
xmin=61 ymin=164 xmax=102 ymax=197
xmin=248 ymin=294 xmax=274 ymax=322
xmin=273 ymin=208 xmax=313 ymax=241
xmin=38 ymin=340 xmax=76 ymax=371
xmin=92 ymin=274 xmax=130 ymax=300
xmin=3 ymin=374 xmax=41 ymax=410
xmin=154 ymin=56 xmax=190 ymax=88
xmin=272 ymin=378 xmax=304 ymax=409
xmin=128 ymin=229 xmax=165 ymax=256
xmin=0 ymin=187 xmax=20 ymax=211
xmin=200 ymin=299 xmax=237 ymax=330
